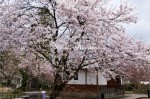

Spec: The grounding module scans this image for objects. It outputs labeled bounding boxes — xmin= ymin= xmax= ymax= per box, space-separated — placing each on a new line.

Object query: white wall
xmin=121 ymin=78 xmax=124 ymax=85
xmin=68 ymin=70 xmax=108 ymax=85
xmin=87 ymin=71 xmax=97 ymax=85
xmin=68 ymin=70 xmax=86 ymax=84
xmin=98 ymin=71 xmax=107 ymax=85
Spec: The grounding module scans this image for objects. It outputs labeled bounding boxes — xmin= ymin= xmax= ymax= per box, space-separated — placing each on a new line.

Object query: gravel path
xmin=109 ymin=94 xmax=147 ymax=99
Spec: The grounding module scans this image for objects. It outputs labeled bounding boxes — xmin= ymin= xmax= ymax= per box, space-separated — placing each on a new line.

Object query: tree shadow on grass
xmin=136 ymin=97 xmax=150 ymax=99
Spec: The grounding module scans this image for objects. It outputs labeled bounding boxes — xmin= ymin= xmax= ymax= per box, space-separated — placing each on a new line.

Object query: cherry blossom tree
xmin=105 ymin=36 xmax=150 ymax=80
xmin=1 ymin=0 xmax=150 ymax=98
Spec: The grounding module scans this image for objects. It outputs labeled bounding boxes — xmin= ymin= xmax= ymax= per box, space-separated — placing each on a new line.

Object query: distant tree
xmin=0 ymin=51 xmax=20 ymax=86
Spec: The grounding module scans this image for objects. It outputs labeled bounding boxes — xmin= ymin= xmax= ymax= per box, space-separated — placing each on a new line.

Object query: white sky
xmin=112 ymin=0 xmax=150 ymax=43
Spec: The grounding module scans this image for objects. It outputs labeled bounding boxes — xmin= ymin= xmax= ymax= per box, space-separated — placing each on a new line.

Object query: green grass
xmin=125 ymin=91 xmax=134 ymax=94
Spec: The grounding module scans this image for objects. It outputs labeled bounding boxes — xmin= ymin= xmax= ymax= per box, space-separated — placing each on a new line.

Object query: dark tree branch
xmin=0 ymin=0 xmax=4 ymax=4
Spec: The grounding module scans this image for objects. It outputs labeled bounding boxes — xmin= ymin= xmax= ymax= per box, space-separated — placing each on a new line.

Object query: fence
xmin=57 ymin=92 xmax=98 ymax=99
xmin=100 ymin=85 xmax=124 ymax=98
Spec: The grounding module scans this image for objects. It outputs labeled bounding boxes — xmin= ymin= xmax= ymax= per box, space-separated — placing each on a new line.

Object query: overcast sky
xmin=114 ymin=0 xmax=150 ymax=43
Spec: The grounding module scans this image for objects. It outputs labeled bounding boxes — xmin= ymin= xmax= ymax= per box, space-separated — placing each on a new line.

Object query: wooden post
xmin=101 ymin=93 xmax=105 ymax=99
xmin=147 ymin=89 xmax=150 ymax=98
xmin=96 ymin=69 xmax=99 ymax=92
xmin=85 ymin=69 xmax=87 ymax=85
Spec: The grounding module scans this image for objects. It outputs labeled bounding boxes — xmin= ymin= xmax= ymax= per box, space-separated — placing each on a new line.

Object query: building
xmin=66 ymin=69 xmax=124 ymax=97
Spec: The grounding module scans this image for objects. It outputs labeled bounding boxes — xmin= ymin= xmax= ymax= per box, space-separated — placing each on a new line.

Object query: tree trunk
xmin=51 ymin=83 xmax=65 ymax=99
xmin=50 ymin=82 xmax=66 ymax=99
xmin=50 ymin=73 xmax=66 ymax=99
xmin=7 ymin=79 xmax=11 ymax=87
